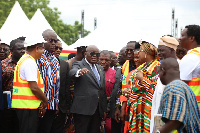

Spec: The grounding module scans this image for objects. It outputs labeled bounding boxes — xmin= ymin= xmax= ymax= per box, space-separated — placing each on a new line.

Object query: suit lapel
xmin=82 ymin=59 xmax=99 ymax=86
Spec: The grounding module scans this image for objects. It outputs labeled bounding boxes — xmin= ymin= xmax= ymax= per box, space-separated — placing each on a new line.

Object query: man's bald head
xmin=159 ymin=58 xmax=180 ymax=85
xmin=118 ymin=46 xmax=127 ymax=65
xmin=86 ymin=45 xmax=99 ymax=52
xmin=42 ymin=29 xmax=57 ymax=41
xmin=85 ymin=45 xmax=100 ymax=64
xmin=42 ymin=29 xmax=57 ymax=53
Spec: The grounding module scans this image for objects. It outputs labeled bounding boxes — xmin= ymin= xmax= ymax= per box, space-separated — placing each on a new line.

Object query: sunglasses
xmin=90 ymin=52 xmax=100 ymax=57
xmin=55 ymin=46 xmax=63 ymax=51
xmin=49 ymin=39 xmax=57 ymax=43
xmin=125 ymin=49 xmax=134 ymax=53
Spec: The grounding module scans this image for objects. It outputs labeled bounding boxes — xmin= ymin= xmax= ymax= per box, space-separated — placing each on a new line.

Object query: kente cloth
xmin=140 ymin=42 xmax=158 ymax=59
xmin=127 ymin=60 xmax=160 ymax=133
xmin=36 ymin=50 xmax=60 ymax=110
xmin=159 ymin=80 xmax=200 ymax=133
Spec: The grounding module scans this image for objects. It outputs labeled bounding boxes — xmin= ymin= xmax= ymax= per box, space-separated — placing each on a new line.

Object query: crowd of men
xmin=0 ymin=24 xmax=200 ymax=133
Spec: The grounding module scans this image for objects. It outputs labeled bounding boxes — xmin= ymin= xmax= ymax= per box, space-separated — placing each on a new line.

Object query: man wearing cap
xmin=179 ymin=25 xmax=200 ymax=107
xmin=11 ymin=38 xmax=48 ymax=133
xmin=37 ymin=29 xmax=60 ymax=133
xmin=0 ymin=38 xmax=25 ymax=133
xmin=150 ymin=35 xmax=179 ymax=133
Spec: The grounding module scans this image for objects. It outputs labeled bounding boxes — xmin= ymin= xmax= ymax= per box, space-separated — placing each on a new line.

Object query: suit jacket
xmin=69 ymin=58 xmax=107 ymax=118
xmin=109 ymin=68 xmax=121 ymax=118
xmin=58 ymin=59 xmax=70 ymax=113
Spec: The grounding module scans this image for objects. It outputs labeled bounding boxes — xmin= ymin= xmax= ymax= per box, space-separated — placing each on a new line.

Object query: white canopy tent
xmin=70 ymin=23 xmax=160 ymax=52
xmin=70 ymin=2 xmax=162 ymax=52
xmin=30 ymin=9 xmax=70 ymax=50
xmin=0 ymin=1 xmax=29 ymax=45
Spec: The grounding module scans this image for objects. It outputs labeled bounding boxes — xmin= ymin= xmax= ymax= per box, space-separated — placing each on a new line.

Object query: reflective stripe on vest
xmin=187 ymin=47 xmax=200 ymax=106
xmin=12 ymin=54 xmax=44 ymax=109
xmin=120 ymin=60 xmax=130 ymax=102
xmin=122 ymin=60 xmax=129 ymax=90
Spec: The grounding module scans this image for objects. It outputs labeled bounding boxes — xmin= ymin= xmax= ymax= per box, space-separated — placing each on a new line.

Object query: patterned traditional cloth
xmin=1 ymin=57 xmax=16 ymax=92
xmin=127 ymin=60 xmax=160 ymax=133
xmin=159 ymin=80 xmax=200 ymax=133
xmin=37 ymin=50 xmax=60 ymax=110
xmin=65 ymin=83 xmax=75 ymax=133
xmin=0 ymin=60 xmax=3 ymax=110
xmin=140 ymin=42 xmax=158 ymax=58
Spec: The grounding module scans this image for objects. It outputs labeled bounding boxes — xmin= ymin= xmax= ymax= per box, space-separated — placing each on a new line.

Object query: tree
xmin=0 ymin=0 xmax=90 ymax=45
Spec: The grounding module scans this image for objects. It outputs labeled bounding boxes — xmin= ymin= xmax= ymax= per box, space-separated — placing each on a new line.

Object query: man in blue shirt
xmin=158 ymin=58 xmax=200 ymax=133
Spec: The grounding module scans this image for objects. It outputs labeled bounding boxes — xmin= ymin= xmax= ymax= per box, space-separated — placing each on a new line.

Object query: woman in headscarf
xmin=124 ymin=41 xmax=160 ymax=133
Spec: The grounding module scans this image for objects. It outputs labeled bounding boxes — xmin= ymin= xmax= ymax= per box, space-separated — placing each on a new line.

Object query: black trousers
xmin=51 ymin=110 xmax=67 ymax=133
xmin=74 ymin=108 xmax=101 ymax=133
xmin=38 ymin=109 xmax=56 ymax=133
xmin=111 ymin=118 xmax=123 ymax=133
xmin=0 ymin=109 xmax=19 ymax=133
xmin=16 ymin=109 xmax=39 ymax=133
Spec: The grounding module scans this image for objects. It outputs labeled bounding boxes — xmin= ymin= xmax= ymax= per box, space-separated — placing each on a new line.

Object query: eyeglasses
xmin=0 ymin=47 xmax=9 ymax=52
xmin=55 ymin=46 xmax=63 ymax=51
xmin=90 ymin=52 xmax=100 ymax=57
xmin=48 ymin=39 xmax=57 ymax=43
xmin=125 ymin=49 xmax=134 ymax=53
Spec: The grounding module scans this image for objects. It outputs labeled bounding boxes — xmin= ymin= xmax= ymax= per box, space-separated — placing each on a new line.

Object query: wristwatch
xmin=156 ymin=130 xmax=160 ymax=133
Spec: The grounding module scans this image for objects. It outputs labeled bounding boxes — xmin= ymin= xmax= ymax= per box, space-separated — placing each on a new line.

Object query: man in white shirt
xmin=179 ymin=24 xmax=200 ymax=106
xmin=150 ymin=35 xmax=179 ymax=133
xmin=12 ymin=36 xmax=48 ymax=133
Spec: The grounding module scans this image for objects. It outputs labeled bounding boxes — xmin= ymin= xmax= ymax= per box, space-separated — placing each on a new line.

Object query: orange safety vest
xmin=12 ymin=54 xmax=44 ymax=109
xmin=187 ymin=47 xmax=200 ymax=106
xmin=120 ymin=60 xmax=129 ymax=102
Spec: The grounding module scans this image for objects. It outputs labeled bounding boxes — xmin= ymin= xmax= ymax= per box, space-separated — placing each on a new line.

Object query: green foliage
xmin=0 ymin=0 xmax=90 ymax=45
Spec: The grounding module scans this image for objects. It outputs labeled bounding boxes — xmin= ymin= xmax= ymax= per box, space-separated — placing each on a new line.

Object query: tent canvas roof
xmin=30 ymin=9 xmax=69 ymax=50
xmin=0 ymin=1 xmax=29 ymax=45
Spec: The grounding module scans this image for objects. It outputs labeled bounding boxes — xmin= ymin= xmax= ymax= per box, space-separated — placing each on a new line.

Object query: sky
xmin=49 ymin=0 xmax=200 ymax=50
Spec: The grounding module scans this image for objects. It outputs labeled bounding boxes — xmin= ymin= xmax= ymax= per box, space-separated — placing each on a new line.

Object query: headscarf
xmin=140 ymin=41 xmax=158 ymax=60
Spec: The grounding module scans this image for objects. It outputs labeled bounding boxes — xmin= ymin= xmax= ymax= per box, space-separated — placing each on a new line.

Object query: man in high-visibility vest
xmin=179 ymin=24 xmax=200 ymax=106
xmin=120 ymin=41 xmax=138 ymax=133
xmin=11 ymin=36 xmax=48 ymax=133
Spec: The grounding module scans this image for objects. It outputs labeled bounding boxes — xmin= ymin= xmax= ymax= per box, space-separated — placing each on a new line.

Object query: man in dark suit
xmin=69 ymin=45 xmax=107 ymax=133
xmin=51 ymin=40 xmax=70 ymax=133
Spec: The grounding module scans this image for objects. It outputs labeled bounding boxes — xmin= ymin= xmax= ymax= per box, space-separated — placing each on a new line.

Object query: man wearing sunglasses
xmin=69 ymin=45 xmax=107 ymax=133
xmin=37 ymin=29 xmax=60 ymax=133
xmin=51 ymin=40 xmax=70 ymax=133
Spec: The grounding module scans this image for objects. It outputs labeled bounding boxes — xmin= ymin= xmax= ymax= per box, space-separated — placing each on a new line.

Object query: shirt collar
xmin=85 ymin=58 xmax=94 ymax=67
xmin=44 ymin=50 xmax=54 ymax=56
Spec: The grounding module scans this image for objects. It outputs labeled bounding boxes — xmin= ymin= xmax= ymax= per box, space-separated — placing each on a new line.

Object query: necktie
xmin=92 ymin=65 xmax=100 ymax=86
